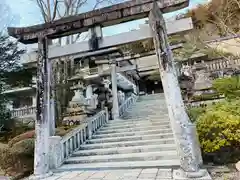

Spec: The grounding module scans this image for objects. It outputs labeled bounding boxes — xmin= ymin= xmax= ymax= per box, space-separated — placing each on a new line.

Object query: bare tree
xmin=186 ymin=0 xmax=240 ymax=36
xmin=181 ymin=0 xmax=240 ymax=61
xmin=0 ymin=0 xmax=18 ymax=33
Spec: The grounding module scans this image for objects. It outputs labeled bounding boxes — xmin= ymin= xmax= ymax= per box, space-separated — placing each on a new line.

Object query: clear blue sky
xmin=5 ymin=0 xmax=209 ymax=40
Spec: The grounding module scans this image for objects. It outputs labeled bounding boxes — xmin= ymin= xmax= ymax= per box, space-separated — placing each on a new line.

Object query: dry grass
xmin=0 ymin=142 xmax=7 ymax=148
xmin=0 ymin=142 xmax=7 ymax=175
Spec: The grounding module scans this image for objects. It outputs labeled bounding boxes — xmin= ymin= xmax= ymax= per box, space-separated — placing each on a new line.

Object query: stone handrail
xmin=119 ymin=94 xmax=138 ymax=117
xmin=11 ymin=106 xmax=36 ymax=117
xmin=49 ymin=109 xmax=108 ymax=169
xmin=49 ymin=94 xmax=138 ymax=169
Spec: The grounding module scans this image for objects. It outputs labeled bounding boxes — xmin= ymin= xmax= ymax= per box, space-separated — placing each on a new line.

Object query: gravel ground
xmin=208 ymin=165 xmax=239 ymax=180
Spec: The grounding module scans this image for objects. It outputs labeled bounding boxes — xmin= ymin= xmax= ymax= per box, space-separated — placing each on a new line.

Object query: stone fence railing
xmin=49 ymin=109 xmax=108 ymax=169
xmin=181 ymin=58 xmax=240 ymax=73
xmin=49 ymin=93 xmax=138 ymax=169
xmin=119 ymin=94 xmax=138 ymax=117
xmin=11 ymin=106 xmax=36 ymax=117
xmin=205 ymin=58 xmax=240 ymax=71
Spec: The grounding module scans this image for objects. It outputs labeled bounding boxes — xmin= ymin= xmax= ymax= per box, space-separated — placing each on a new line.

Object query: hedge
xmin=196 ymin=99 xmax=240 ymax=164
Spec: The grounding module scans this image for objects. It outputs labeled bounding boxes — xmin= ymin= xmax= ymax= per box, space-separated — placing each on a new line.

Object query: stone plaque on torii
xmin=7 ymin=0 xmax=210 ymax=179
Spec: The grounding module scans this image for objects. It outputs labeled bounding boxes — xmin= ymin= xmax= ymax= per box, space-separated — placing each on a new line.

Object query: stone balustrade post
xmin=49 ymin=136 xmax=63 ymax=169
xmin=50 ymin=99 xmax=55 ymax=136
xmin=109 ymin=58 xmax=119 ymax=120
xmin=87 ymin=120 xmax=93 ymax=139
xmin=105 ymin=107 xmax=109 ymax=123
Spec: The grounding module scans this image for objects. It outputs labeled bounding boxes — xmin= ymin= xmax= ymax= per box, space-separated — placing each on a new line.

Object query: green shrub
xmin=1 ymin=119 xmax=34 ymax=143
xmin=11 ymin=138 xmax=34 ymax=156
xmin=13 ymin=120 xmax=34 ymax=134
xmin=8 ymin=130 xmax=35 ymax=147
xmin=191 ymin=93 xmax=220 ymax=101
xmin=213 ymin=76 xmax=240 ymax=98
xmin=196 ymin=99 xmax=240 ymax=164
xmin=56 ymin=125 xmax=78 ymax=137
xmin=0 ymin=139 xmax=34 ymax=179
xmin=187 ymin=106 xmax=206 ymax=122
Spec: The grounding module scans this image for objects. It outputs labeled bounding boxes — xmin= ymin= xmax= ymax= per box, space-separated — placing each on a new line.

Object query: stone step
xmin=125 ymin=112 xmax=167 ymax=115
xmin=138 ymin=97 xmax=166 ymax=101
xmin=125 ymin=106 xmax=167 ymax=110
xmin=121 ymin=117 xmax=167 ymax=121
xmin=97 ymin=125 xmax=172 ymax=134
xmin=139 ymin=94 xmax=166 ymax=100
xmin=131 ymin=104 xmax=166 ymax=107
xmin=65 ymin=151 xmax=178 ymax=164
xmin=101 ymin=122 xmax=170 ymax=130
xmin=87 ymin=133 xmax=174 ymax=144
xmin=128 ymin=105 xmax=167 ymax=108
xmin=126 ymin=111 xmax=168 ymax=114
xmin=133 ymin=103 xmax=166 ymax=106
xmin=132 ymin=107 xmax=166 ymax=109
xmin=73 ymin=144 xmax=177 ymax=156
xmin=79 ymin=138 xmax=175 ymax=150
xmin=93 ymin=129 xmax=172 ymax=139
xmin=56 ymin=160 xmax=180 ymax=171
xmin=121 ymin=113 xmax=169 ymax=120
xmin=132 ymin=102 xmax=166 ymax=105
xmin=96 ymin=127 xmax=172 ymax=136
xmin=106 ymin=119 xmax=170 ymax=126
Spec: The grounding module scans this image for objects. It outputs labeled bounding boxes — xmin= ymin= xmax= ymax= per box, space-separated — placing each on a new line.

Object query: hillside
xmin=121 ymin=0 xmax=240 ymax=60
xmin=183 ymin=0 xmax=240 ymax=57
xmin=184 ymin=0 xmax=240 ymax=38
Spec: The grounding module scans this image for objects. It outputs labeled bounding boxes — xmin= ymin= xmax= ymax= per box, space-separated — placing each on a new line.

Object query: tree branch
xmin=52 ymin=0 xmax=59 ymax=21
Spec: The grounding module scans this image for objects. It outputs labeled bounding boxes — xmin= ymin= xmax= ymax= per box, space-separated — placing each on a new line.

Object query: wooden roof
xmin=7 ymin=0 xmax=189 ymax=44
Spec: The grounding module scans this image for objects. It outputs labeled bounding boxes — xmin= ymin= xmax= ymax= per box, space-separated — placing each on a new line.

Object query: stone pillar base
xmin=173 ymin=169 xmax=212 ymax=180
xmin=28 ymin=171 xmax=53 ymax=180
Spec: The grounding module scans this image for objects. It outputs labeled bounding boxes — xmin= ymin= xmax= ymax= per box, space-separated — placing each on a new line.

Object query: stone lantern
xmin=62 ymin=72 xmax=88 ymax=126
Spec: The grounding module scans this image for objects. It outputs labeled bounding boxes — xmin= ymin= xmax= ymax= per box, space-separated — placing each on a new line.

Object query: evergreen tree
xmin=0 ymin=35 xmax=25 ymax=130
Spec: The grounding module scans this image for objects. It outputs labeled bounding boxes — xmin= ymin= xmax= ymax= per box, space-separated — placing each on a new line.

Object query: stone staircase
xmin=56 ymin=94 xmax=180 ymax=171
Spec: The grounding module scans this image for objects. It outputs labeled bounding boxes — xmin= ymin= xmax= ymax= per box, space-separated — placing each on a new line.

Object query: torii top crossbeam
xmin=7 ymin=0 xmax=189 ymax=44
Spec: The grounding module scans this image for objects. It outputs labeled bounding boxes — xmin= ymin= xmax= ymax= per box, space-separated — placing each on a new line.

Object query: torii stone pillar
xmin=109 ymin=58 xmax=120 ymax=120
xmin=30 ymin=36 xmax=52 ymax=179
xmin=148 ymin=3 xmax=211 ymax=180
xmin=49 ymin=59 xmax=55 ymax=136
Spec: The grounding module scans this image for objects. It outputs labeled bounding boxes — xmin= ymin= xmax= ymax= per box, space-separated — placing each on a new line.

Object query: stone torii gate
xmin=8 ymin=0 xmax=211 ymax=179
